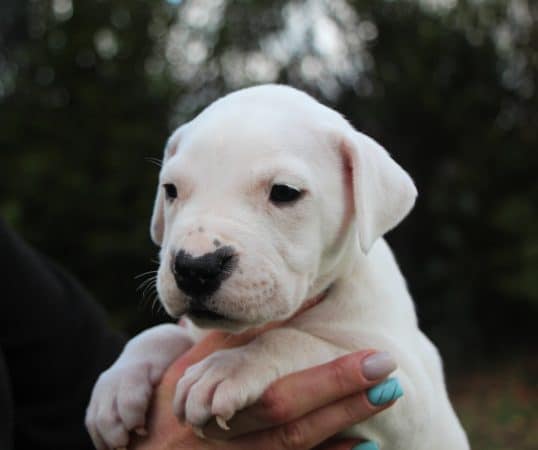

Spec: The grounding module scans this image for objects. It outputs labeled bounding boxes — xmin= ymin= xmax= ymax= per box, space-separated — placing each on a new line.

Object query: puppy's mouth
xmin=188 ymin=309 xmax=227 ymax=321
xmin=185 ymin=302 xmax=253 ymax=332
xmin=187 ymin=303 xmax=228 ymax=321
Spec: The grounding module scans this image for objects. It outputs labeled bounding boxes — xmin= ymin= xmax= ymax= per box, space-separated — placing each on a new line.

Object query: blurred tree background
xmin=1 ymin=0 xmax=536 ymax=448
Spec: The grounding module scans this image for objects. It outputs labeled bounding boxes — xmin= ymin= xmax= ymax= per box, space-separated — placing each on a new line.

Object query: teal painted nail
xmin=367 ymin=377 xmax=403 ymax=406
xmin=352 ymin=442 xmax=379 ymax=450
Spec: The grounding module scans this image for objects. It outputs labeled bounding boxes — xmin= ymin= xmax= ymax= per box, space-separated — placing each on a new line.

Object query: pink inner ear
xmin=167 ymin=141 xmax=179 ymax=159
xmin=165 ymin=124 xmax=188 ymax=160
xmin=337 ymin=145 xmax=355 ymax=237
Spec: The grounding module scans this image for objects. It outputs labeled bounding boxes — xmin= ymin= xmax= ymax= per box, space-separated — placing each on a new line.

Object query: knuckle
xmin=121 ymin=365 xmax=142 ymax=383
xmin=277 ymin=421 xmax=307 ymax=450
xmin=260 ymin=385 xmax=292 ymax=424
xmin=98 ymin=369 xmax=114 ymax=383
xmin=328 ymin=357 xmax=353 ymax=397
xmin=95 ymin=371 xmax=117 ymax=391
xmin=121 ymin=394 xmax=146 ymax=413
xmin=185 ymin=364 xmax=197 ymax=377
xmin=176 ymin=379 xmax=187 ymax=393
xmin=84 ymin=415 xmax=94 ymax=430
xmin=342 ymin=399 xmax=361 ymax=424
xmin=342 ymin=393 xmax=373 ymax=425
xmin=96 ymin=411 xmax=118 ymax=430
xmin=93 ymin=376 xmax=106 ymax=391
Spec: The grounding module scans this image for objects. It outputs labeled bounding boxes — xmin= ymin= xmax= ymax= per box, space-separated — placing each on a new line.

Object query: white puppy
xmin=86 ymin=85 xmax=469 ymax=450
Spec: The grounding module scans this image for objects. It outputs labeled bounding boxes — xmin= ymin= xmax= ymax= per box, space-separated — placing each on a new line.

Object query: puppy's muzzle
xmin=173 ymin=246 xmax=237 ymax=300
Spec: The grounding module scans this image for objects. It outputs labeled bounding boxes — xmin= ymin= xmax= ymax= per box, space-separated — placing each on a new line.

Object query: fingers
xmin=234 ymin=389 xmax=393 ymax=450
xmin=203 ymin=350 xmax=396 ymax=439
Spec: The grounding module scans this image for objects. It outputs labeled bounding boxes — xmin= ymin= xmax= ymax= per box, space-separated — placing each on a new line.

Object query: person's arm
xmin=129 ymin=339 xmax=398 ymax=450
xmin=0 ymin=219 xmax=126 ymax=450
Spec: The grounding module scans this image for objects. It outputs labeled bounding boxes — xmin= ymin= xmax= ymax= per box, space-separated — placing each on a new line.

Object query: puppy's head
xmin=151 ymin=85 xmax=416 ymax=331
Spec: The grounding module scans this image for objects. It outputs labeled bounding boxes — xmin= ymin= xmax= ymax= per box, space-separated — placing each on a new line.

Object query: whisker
xmin=138 ymin=284 xmax=160 ymax=316
xmin=151 ymin=294 xmax=164 ymax=315
xmin=138 ymin=282 xmax=154 ymax=297
xmin=144 ymin=156 xmax=162 ymax=168
xmin=142 ymin=280 xmax=157 ymax=299
xmin=134 ymin=270 xmax=158 ymax=280
xmin=137 ymin=276 xmax=156 ymax=292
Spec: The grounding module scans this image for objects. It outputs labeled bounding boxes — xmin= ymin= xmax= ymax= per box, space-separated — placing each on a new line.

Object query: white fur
xmin=86 ymin=85 xmax=469 ymax=450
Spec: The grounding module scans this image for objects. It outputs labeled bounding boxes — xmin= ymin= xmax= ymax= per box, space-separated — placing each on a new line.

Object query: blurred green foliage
xmin=452 ymin=354 xmax=537 ymax=450
xmin=1 ymin=0 xmax=536 ymax=362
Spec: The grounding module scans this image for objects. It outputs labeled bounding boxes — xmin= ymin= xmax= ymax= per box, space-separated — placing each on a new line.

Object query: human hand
xmin=128 ymin=330 xmax=399 ymax=450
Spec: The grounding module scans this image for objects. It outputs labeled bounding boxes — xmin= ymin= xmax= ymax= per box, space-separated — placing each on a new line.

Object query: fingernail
xmin=361 ymin=351 xmax=397 ymax=380
xmin=367 ymin=377 xmax=403 ymax=406
xmin=352 ymin=441 xmax=379 ymax=450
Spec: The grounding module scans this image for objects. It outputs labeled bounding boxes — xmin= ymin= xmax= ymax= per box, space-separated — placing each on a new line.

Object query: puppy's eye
xmin=269 ymin=184 xmax=303 ymax=204
xmin=163 ymin=183 xmax=177 ymax=200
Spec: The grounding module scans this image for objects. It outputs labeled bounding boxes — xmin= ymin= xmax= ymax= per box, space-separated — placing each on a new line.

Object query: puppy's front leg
xmin=85 ymin=324 xmax=194 ymax=450
xmin=174 ymin=327 xmax=343 ymax=429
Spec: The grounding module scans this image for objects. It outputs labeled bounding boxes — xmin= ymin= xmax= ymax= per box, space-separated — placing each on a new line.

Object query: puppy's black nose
xmin=173 ymin=246 xmax=236 ymax=298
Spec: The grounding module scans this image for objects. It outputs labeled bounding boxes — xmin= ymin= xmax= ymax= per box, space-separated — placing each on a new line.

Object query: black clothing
xmin=0 ymin=219 xmax=126 ymax=450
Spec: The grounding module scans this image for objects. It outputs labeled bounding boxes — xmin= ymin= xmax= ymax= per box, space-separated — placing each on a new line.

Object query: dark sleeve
xmin=0 ymin=219 xmax=127 ymax=450
xmin=0 ymin=346 xmax=14 ymax=450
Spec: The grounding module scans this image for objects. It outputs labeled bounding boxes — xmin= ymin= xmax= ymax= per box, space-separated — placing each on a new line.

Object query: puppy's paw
xmin=174 ymin=348 xmax=275 ymax=429
xmin=85 ymin=363 xmax=154 ymax=450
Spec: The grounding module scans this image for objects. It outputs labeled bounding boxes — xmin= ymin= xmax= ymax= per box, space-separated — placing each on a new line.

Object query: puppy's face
xmin=156 ymin=118 xmax=346 ymax=330
xmin=152 ymin=86 xmax=416 ymax=331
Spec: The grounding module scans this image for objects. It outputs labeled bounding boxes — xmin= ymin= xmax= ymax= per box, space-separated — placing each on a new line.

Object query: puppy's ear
xmin=340 ymin=130 xmax=417 ymax=254
xmin=150 ymin=126 xmax=185 ymax=246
